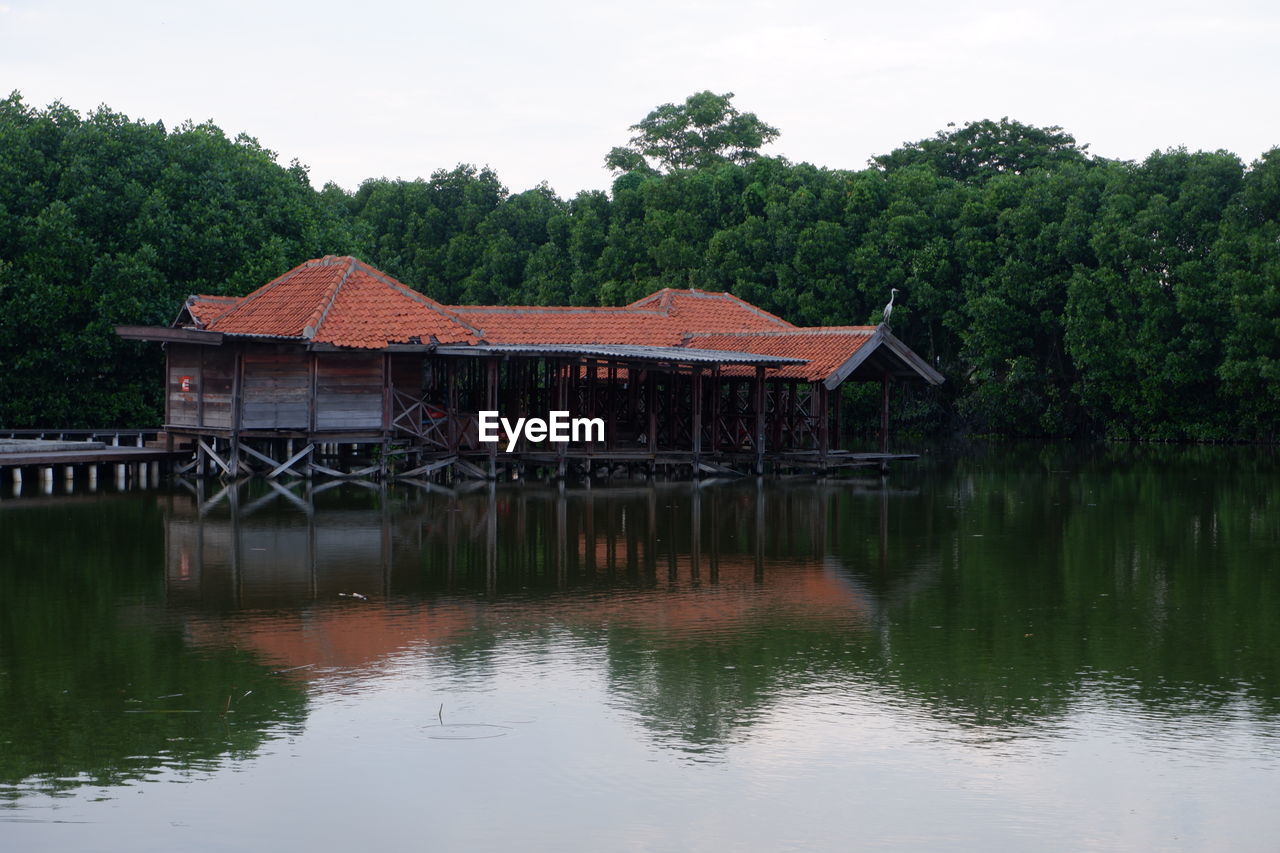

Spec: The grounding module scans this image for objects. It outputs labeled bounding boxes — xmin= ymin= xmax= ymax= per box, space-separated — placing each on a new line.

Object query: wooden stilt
xmin=754 ymin=366 xmax=766 ymax=475
xmin=486 ymin=357 xmax=499 ymax=479
xmin=691 ymin=368 xmax=703 ymax=470
xmin=880 ymin=371 xmax=891 ymax=454
xmin=817 ymin=384 xmax=829 ymax=473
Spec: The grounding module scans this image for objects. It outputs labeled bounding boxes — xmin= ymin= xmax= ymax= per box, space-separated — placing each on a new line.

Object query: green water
xmin=1 ymin=445 xmax=1277 ymax=851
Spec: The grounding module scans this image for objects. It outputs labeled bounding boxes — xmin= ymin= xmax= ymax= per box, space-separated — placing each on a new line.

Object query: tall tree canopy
xmin=605 ymin=90 xmax=780 ymax=174
xmin=874 ymin=118 xmax=1089 ymax=182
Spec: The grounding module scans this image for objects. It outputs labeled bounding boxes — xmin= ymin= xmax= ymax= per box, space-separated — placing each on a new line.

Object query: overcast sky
xmin=3 ymin=0 xmax=1278 ymax=196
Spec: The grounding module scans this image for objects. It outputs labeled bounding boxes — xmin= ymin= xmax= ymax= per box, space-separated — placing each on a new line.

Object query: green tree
xmin=874 ymin=118 xmax=1089 ymax=183
xmin=0 ymin=93 xmax=352 ymax=428
xmin=605 ymin=90 xmax=779 ymax=174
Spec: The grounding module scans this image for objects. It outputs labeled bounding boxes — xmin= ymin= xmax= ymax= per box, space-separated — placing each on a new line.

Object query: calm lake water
xmin=1 ymin=445 xmax=1278 ymax=852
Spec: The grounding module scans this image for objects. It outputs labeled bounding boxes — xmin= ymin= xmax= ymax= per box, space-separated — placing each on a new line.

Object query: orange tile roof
xmin=628 ymin=288 xmax=794 ymax=330
xmin=187 ymin=256 xmax=480 ymax=348
xmin=685 ymin=328 xmax=878 ymax=382
xmin=185 ymin=294 xmax=241 ymax=325
xmin=449 ymin=289 xmax=793 ymax=347
xmin=449 ymin=306 xmax=678 ymax=345
xmin=173 ymin=261 xmax=910 ymax=384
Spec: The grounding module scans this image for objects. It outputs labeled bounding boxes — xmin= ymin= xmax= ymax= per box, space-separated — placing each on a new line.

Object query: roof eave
xmin=116 ymin=325 xmax=225 ymax=345
xmin=822 ymin=325 xmax=946 ymax=389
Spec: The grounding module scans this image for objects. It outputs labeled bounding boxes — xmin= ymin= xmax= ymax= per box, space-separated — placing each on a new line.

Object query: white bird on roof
xmin=882 ymin=288 xmax=899 ymax=327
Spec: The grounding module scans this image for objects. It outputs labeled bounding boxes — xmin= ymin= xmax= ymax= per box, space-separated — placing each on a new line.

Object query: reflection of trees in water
xmin=159 ymin=449 xmax=1280 ymax=755
xmin=872 ymin=443 xmax=1280 ymax=729
xmin=0 ymin=497 xmax=308 ymax=797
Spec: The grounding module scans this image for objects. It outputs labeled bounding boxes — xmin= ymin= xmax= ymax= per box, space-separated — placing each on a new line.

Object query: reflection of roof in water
xmin=162 ymin=477 xmax=898 ymax=688
xmin=180 ymin=556 xmax=873 ymax=671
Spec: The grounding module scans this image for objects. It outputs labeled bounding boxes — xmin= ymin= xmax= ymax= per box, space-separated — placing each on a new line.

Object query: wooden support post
xmin=646 ymin=370 xmax=657 ymax=456
xmin=556 ymin=360 xmax=568 ymax=479
xmin=880 ymin=371 xmax=891 ymax=454
xmin=586 ymin=358 xmax=597 ymax=452
xmin=754 ymin=366 xmax=766 ymax=475
xmin=818 ymin=384 xmax=830 ymax=469
xmin=606 ymin=362 xmax=617 ymax=451
xmin=486 ymin=357 xmax=498 ymax=479
xmin=231 ymin=347 xmax=243 ymax=446
xmin=787 ymin=381 xmax=798 ymax=449
xmin=710 ymin=366 xmax=721 ymax=455
xmin=447 ymin=358 xmax=459 ymax=453
xmin=197 ymin=438 xmax=233 ymax=477
xmin=691 ymin=368 xmax=703 ymax=469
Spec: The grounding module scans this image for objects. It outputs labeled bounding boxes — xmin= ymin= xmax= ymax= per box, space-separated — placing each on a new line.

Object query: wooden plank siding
xmin=200 ymin=348 xmax=235 ymax=429
xmin=241 ymin=346 xmax=312 ymax=429
xmin=315 ymin=352 xmax=384 ymax=431
xmin=166 ymin=345 xmax=201 ymax=426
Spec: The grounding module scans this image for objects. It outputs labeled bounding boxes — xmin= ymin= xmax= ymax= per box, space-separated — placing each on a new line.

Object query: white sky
xmin=3 ymin=0 xmax=1278 ymax=196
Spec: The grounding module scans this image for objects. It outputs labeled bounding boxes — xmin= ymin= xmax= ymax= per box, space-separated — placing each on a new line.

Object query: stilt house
xmin=117 ymin=256 xmax=942 ymax=478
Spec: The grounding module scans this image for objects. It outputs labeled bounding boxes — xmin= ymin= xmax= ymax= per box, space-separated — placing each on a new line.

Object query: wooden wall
xmin=242 ymin=346 xmax=310 ymax=429
xmin=201 ymin=349 xmax=234 ymax=429
xmin=315 ymin=353 xmax=384 ymax=431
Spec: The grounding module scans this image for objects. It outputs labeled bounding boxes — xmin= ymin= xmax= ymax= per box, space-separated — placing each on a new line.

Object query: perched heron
xmin=882 ymin=288 xmax=899 ymax=327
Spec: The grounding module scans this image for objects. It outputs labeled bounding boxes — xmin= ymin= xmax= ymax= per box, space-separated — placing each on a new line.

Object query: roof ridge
xmin=714 ymin=292 xmax=797 ymax=328
xmin=687 ymin=327 xmax=876 ymax=338
xmin=302 ymin=256 xmax=357 ymax=339
xmin=625 ymin=288 xmax=676 ymax=316
xmin=350 ymin=259 xmax=485 ymax=339
xmin=205 ymin=259 xmax=316 ymax=328
xmin=451 ymin=304 xmax=666 ymax=316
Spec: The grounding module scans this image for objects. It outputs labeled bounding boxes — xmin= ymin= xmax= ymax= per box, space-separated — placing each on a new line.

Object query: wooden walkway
xmin=0 ymin=435 xmax=189 ymax=494
xmin=0 ymin=445 xmax=189 ymax=469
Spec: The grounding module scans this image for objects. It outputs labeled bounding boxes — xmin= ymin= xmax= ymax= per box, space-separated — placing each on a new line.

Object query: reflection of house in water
xmin=163 ymin=482 xmax=895 ymax=671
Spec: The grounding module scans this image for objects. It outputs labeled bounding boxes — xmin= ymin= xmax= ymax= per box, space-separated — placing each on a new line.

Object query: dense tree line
xmin=1 ymin=91 xmax=1276 ymax=439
